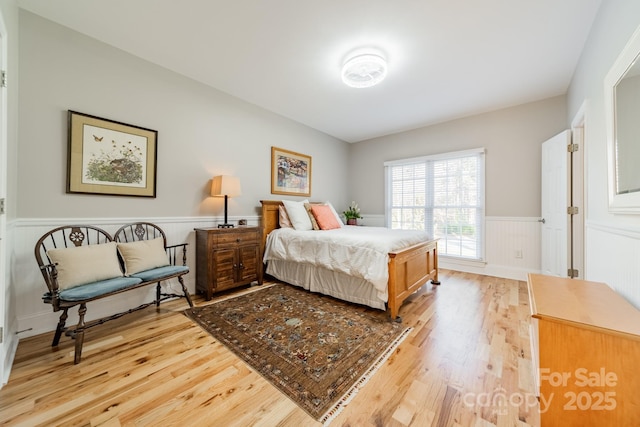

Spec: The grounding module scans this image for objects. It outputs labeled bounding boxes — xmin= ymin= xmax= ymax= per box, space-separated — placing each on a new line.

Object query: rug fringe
xmin=319 ymin=326 xmax=413 ymax=425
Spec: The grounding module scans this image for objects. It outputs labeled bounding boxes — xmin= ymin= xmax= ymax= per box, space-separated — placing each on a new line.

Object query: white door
xmin=541 ymin=130 xmax=571 ymax=277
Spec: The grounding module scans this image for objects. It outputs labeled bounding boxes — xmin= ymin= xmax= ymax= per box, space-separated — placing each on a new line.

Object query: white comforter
xmin=263 ymin=226 xmax=432 ymax=300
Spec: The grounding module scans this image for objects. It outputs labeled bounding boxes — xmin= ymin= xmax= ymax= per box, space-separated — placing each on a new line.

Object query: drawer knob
xmin=236 ymin=238 xmax=241 ymax=242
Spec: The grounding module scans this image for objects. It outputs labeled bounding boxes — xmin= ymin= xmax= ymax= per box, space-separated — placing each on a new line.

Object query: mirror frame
xmin=605 ymin=24 xmax=640 ymax=213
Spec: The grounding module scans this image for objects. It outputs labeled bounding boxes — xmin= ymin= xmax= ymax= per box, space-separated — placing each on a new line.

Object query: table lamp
xmin=211 ymin=175 xmax=242 ymax=228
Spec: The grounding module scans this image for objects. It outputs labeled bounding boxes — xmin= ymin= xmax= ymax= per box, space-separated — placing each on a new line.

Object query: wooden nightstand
xmin=194 ymin=226 xmax=263 ymax=300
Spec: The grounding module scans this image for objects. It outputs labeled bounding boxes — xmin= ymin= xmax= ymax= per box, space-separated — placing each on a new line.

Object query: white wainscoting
xmin=444 ymin=216 xmax=541 ymax=281
xmin=12 ymin=214 xmax=541 ymax=340
xmin=359 ymin=215 xmax=541 ymax=281
xmin=12 ymin=216 xmax=260 ymax=339
xmin=585 ymin=221 xmax=640 ymax=310
xmin=3 ymin=221 xmax=18 ymax=386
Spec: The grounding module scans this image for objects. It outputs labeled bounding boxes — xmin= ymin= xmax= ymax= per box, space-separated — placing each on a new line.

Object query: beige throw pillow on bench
xmin=116 ymin=237 xmax=170 ymax=276
xmin=47 ymin=242 xmax=123 ymax=290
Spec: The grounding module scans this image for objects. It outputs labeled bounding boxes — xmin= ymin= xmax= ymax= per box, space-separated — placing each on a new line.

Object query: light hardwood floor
xmin=0 ymin=270 xmax=540 ymax=426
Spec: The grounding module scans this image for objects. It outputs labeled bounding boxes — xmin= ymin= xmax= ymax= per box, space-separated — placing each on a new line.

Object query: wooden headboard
xmin=260 ymin=200 xmax=283 ymax=250
xmin=260 ymin=200 xmax=325 ymax=251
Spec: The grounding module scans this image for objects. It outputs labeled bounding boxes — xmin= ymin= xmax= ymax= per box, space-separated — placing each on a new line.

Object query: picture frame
xmin=67 ymin=110 xmax=158 ymax=197
xmin=271 ymin=146 xmax=312 ymax=197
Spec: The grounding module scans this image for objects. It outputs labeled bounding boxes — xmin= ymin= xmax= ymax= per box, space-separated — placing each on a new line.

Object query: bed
xmin=260 ymin=200 xmax=440 ymax=320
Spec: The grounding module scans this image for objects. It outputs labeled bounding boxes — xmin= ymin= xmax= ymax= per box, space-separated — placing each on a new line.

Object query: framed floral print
xmin=67 ymin=110 xmax=157 ymax=197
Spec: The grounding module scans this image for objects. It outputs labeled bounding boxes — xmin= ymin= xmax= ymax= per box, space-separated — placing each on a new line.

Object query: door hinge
xmin=567 ymin=143 xmax=579 ymax=153
xmin=567 ymin=206 xmax=579 ymax=215
xmin=568 ymin=269 xmax=579 ymax=278
xmin=1 ymin=70 xmax=6 ymax=88
xmin=0 ymin=198 xmax=5 ymax=215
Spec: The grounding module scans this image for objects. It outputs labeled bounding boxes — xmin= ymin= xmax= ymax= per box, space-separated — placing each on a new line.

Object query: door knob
xmin=538 ymin=218 xmax=546 ymax=224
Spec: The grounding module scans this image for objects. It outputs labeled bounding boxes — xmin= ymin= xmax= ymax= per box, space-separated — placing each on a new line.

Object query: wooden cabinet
xmin=195 ymin=227 xmax=263 ymax=300
xmin=527 ymin=274 xmax=640 ymax=425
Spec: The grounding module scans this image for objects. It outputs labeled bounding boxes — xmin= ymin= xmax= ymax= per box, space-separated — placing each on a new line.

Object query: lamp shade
xmin=211 ymin=175 xmax=242 ymax=197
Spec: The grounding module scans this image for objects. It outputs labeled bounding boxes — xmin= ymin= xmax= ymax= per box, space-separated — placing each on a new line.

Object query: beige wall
xmin=567 ymin=0 xmax=640 ymax=308
xmin=348 ymin=96 xmax=567 ymax=217
xmin=10 ymin=0 xmax=640 ymax=359
xmin=18 ymin=11 xmax=350 ymax=221
xmin=5 ymin=10 xmax=352 ymax=367
xmin=568 ymin=0 xmax=640 ymax=225
xmin=1 ymin=0 xmax=17 ymax=221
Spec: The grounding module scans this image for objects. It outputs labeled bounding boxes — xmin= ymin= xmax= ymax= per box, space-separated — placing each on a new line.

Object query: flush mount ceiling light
xmin=341 ymin=53 xmax=387 ymax=88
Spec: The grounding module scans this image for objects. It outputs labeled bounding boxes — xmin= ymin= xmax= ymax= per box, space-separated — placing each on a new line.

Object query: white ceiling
xmin=18 ymin=0 xmax=602 ymax=143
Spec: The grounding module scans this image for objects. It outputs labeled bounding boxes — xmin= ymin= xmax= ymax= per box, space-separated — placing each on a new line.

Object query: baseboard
xmin=2 ymin=318 xmax=19 ymax=388
xmin=440 ymin=258 xmax=538 ymax=281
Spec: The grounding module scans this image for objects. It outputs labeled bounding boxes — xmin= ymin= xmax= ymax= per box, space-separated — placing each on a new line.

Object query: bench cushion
xmin=131 ymin=265 xmax=189 ymax=282
xmin=54 ymin=276 xmax=143 ymax=301
xmin=47 ymin=242 xmax=123 ymax=290
xmin=117 ymin=237 xmax=170 ymax=276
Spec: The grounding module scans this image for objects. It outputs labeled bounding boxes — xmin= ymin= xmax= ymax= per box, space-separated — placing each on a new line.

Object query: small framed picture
xmin=271 ymin=146 xmax=312 ymax=197
xmin=67 ymin=110 xmax=158 ymax=197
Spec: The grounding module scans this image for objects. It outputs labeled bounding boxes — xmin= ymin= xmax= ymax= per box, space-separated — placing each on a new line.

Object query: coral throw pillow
xmin=311 ymin=204 xmax=342 ymax=230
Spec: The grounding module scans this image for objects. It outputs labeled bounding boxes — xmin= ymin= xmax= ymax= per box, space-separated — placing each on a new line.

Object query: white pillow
xmin=117 ymin=237 xmax=170 ymax=276
xmin=324 ymin=201 xmax=344 ymax=227
xmin=47 ymin=242 xmax=123 ymax=290
xmin=282 ymin=199 xmax=313 ymax=230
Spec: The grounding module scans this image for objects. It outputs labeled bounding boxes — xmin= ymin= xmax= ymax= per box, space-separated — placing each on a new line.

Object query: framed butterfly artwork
xmin=67 ymin=110 xmax=158 ymax=197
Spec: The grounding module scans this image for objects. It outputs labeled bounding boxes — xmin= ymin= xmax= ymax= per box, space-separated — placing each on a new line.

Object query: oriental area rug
xmin=184 ymin=283 xmax=411 ymax=424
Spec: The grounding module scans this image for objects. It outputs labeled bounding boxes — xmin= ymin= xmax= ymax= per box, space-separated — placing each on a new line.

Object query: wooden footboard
xmin=387 ymin=239 xmax=439 ymax=321
xmin=260 ymin=200 xmax=439 ymax=321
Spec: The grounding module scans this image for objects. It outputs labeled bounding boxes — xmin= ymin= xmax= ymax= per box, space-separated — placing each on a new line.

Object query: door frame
xmin=570 ymin=101 xmax=587 ymax=279
xmin=0 ymin=8 xmax=7 ymax=386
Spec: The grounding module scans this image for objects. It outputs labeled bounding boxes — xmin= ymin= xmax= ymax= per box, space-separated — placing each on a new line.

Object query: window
xmin=384 ymin=148 xmax=485 ymax=260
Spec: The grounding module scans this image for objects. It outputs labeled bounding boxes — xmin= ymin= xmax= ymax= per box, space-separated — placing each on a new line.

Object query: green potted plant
xmin=343 ymin=201 xmax=362 ymax=225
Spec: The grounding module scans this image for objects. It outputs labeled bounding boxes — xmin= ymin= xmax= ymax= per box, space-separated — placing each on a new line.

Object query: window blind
xmin=384 ymin=148 xmax=485 ymax=261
